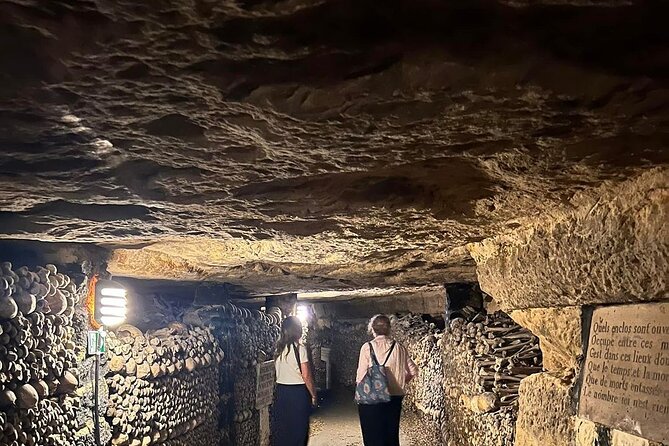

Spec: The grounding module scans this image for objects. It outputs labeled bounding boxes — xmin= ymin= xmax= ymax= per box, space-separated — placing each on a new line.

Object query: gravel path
xmin=309 ymin=388 xmax=412 ymax=446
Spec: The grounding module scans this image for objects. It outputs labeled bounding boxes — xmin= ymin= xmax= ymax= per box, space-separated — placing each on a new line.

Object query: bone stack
xmin=105 ymin=323 xmax=222 ymax=446
xmin=327 ymin=321 xmax=368 ymax=387
xmin=183 ymin=303 xmax=280 ymax=446
xmin=447 ymin=311 xmax=542 ymax=407
xmin=0 ymin=262 xmax=91 ymax=446
xmin=441 ymin=309 xmax=543 ymax=446
xmin=393 ymin=314 xmax=446 ymax=420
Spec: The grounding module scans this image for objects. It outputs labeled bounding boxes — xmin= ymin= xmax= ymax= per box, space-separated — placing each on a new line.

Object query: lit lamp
xmin=296 ymin=304 xmax=310 ymax=326
xmin=90 ymin=278 xmax=127 ymax=446
xmin=95 ymin=279 xmax=128 ymax=327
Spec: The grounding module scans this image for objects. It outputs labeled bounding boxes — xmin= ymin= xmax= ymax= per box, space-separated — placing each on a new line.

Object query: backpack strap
xmin=382 ymin=341 xmax=397 ymax=366
xmin=293 ymin=343 xmax=301 ymax=365
xmin=368 ymin=342 xmax=380 ymax=366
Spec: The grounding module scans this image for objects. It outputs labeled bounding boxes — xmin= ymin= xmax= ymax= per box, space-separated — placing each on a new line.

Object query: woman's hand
xmin=311 ymin=396 xmax=318 ymax=408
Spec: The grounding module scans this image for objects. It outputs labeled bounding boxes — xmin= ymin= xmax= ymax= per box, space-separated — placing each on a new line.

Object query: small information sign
xmin=256 ymin=360 xmax=276 ymax=409
xmin=87 ymin=330 xmax=106 ymax=355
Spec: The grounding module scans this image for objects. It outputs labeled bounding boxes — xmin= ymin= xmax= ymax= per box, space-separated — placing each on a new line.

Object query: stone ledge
xmin=469 ymin=168 xmax=668 ymax=311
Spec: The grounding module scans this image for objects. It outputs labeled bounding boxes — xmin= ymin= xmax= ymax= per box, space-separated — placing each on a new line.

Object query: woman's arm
xmin=300 ymin=362 xmax=318 ymax=405
xmin=405 ymin=346 xmax=419 ymax=383
xmin=355 ymin=344 xmax=369 ymax=384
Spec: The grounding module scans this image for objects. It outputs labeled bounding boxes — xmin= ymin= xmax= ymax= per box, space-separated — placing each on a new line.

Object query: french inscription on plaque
xmin=256 ymin=360 xmax=276 ymax=409
xmin=579 ymin=303 xmax=669 ymax=444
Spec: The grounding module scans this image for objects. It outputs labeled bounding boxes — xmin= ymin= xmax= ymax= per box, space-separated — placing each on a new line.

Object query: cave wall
xmin=468 ymin=168 xmax=669 ymax=446
xmin=469 ymin=168 xmax=667 ymax=311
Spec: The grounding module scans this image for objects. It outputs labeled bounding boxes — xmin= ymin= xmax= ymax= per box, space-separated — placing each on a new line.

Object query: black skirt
xmin=272 ymin=384 xmax=311 ymax=446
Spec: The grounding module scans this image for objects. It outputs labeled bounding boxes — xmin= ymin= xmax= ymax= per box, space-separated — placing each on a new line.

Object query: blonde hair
xmin=368 ymin=314 xmax=391 ymax=337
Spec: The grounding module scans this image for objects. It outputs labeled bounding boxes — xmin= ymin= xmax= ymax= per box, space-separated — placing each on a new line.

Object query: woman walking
xmin=272 ymin=316 xmax=317 ymax=446
xmin=356 ymin=314 xmax=419 ymax=446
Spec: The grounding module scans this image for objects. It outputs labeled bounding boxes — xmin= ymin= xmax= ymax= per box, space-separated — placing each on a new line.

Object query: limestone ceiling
xmin=0 ymin=0 xmax=667 ymax=294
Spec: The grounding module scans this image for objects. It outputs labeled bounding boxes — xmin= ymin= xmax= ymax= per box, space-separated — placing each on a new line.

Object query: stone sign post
xmin=579 ymin=302 xmax=668 ymax=444
xmin=256 ymin=360 xmax=276 ymax=446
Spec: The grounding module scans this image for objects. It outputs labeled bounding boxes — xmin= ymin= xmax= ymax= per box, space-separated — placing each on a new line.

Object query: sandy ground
xmin=309 ymin=388 xmax=412 ymax=446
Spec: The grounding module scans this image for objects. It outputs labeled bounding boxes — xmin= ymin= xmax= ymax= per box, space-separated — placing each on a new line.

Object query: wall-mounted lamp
xmin=90 ymin=278 xmax=128 ymax=446
xmin=94 ymin=279 xmax=127 ymax=327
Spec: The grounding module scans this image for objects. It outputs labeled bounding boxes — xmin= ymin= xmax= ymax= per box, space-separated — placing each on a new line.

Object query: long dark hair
xmin=275 ymin=316 xmax=303 ymax=359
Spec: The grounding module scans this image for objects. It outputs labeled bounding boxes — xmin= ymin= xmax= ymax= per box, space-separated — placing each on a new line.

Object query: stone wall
xmin=469 ymin=168 xmax=668 ymax=311
xmin=468 ymin=169 xmax=669 ymax=446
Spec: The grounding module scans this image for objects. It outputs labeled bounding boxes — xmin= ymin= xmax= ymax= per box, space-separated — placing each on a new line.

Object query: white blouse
xmin=275 ymin=344 xmax=309 ymax=385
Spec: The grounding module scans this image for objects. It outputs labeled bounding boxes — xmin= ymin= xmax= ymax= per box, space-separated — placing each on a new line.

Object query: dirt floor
xmin=309 ymin=388 xmax=414 ymax=446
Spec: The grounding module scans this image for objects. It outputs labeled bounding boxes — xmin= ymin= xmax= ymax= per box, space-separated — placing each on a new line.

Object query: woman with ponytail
xmin=272 ymin=316 xmax=317 ymax=446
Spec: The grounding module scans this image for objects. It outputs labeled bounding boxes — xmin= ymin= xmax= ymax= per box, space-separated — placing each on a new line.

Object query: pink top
xmin=356 ymin=335 xmax=419 ymax=396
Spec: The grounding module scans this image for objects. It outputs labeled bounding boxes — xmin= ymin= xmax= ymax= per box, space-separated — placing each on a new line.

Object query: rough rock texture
xmin=469 ymin=168 xmax=668 ymax=311
xmin=515 ymin=373 xmax=575 ymax=446
xmin=0 ymin=0 xmax=667 ymax=292
xmin=510 ymin=307 xmax=582 ymax=376
xmin=574 ymin=417 xmax=602 ymax=446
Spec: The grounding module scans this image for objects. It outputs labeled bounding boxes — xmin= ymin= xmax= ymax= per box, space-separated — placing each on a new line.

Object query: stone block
xmin=515 ymin=373 xmax=575 ymax=446
xmin=611 ymin=430 xmax=650 ymax=446
xmin=574 ymin=417 xmax=601 ymax=446
xmin=510 ymin=307 xmax=582 ymax=375
xmin=468 ymin=169 xmax=668 ymax=311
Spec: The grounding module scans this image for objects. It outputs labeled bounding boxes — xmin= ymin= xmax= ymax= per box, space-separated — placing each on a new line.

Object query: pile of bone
xmin=105 ymin=324 xmax=222 ymax=446
xmin=106 ymin=323 xmax=222 ymax=379
xmin=232 ymin=409 xmax=258 ymax=446
xmin=159 ymin=418 xmax=220 ymax=446
xmin=183 ymin=303 xmax=279 ymax=444
xmin=328 ymin=321 xmax=368 ymax=387
xmin=0 ymin=263 xmax=85 ymax=446
xmin=106 ymin=367 xmax=219 ymax=446
xmin=306 ymin=327 xmax=327 ymax=389
xmin=233 ymin=372 xmax=256 ymax=413
xmin=448 ymin=311 xmax=541 ymax=407
xmin=393 ymin=314 xmax=445 ymax=420
xmin=184 ymin=303 xmax=280 ymax=369
xmin=438 ymin=309 xmax=539 ymax=446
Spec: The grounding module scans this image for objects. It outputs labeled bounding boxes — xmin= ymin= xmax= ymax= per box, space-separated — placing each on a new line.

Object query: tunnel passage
xmin=0 ymin=256 xmax=547 ymax=446
xmin=0 ymin=176 xmax=668 ymax=446
xmin=0 ymin=0 xmax=668 ymax=444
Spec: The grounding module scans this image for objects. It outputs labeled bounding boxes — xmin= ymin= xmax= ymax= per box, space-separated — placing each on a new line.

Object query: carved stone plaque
xmin=256 ymin=360 xmax=276 ymax=409
xmin=579 ymin=303 xmax=669 ymax=443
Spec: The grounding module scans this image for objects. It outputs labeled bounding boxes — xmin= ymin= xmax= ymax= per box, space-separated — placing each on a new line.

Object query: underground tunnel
xmin=0 ymin=0 xmax=668 ymax=445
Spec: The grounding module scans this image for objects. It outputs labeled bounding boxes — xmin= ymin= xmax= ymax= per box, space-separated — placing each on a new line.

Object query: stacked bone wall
xmin=392 ymin=314 xmax=445 ymax=446
xmin=105 ymin=323 xmax=222 ymax=446
xmin=184 ymin=303 xmax=281 ymax=446
xmin=0 ymin=262 xmax=105 ymax=446
xmin=440 ymin=311 xmax=542 ymax=446
xmin=327 ymin=321 xmax=369 ymax=387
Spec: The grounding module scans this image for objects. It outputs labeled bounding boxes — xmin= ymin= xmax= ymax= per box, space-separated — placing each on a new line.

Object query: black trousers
xmin=358 ymin=396 xmax=403 ymax=446
xmin=272 ymin=384 xmax=311 ymax=446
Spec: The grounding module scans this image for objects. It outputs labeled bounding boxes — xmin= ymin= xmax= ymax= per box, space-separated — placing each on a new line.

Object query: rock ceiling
xmin=0 ymin=0 xmax=667 ymax=294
